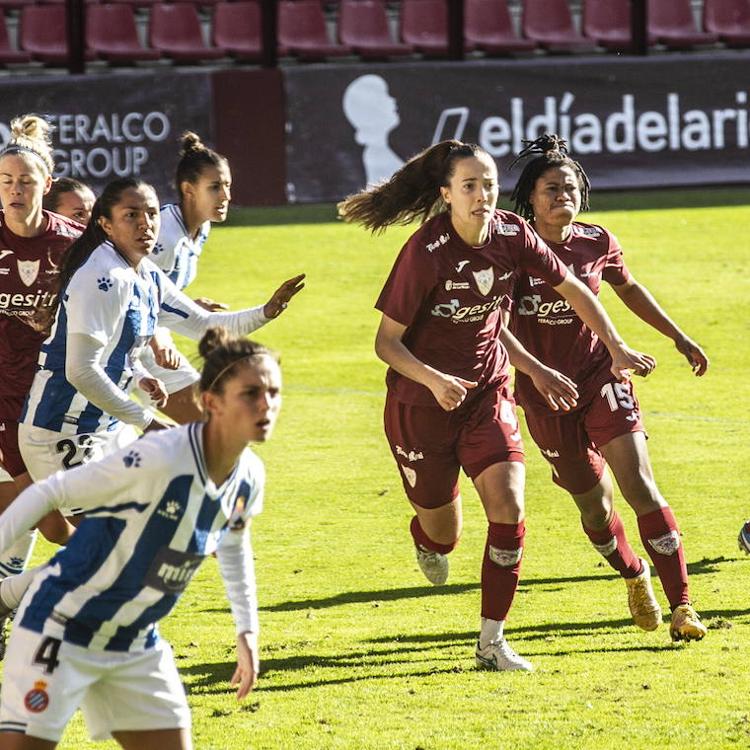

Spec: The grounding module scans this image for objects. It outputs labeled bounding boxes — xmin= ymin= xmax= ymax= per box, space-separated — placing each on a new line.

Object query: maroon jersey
xmin=0 ymin=210 xmax=82 ymax=417
xmin=376 ymin=210 xmax=567 ymax=406
xmin=510 ymin=221 xmax=630 ymax=412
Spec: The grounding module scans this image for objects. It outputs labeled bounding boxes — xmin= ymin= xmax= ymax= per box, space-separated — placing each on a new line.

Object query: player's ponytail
xmin=337 ymin=140 xmax=487 ymax=233
xmin=510 ymin=133 xmax=591 ymax=222
xmin=175 ymin=131 xmax=228 ymax=198
xmin=199 ymin=327 xmax=277 ymax=394
xmin=0 ymin=114 xmax=55 ymax=176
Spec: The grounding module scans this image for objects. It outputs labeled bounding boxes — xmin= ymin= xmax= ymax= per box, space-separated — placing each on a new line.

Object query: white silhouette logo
xmin=343 ymin=75 xmax=404 ymax=187
xmin=473 ymin=267 xmax=494 ymax=296
xmin=456 ymin=260 xmax=470 ymax=273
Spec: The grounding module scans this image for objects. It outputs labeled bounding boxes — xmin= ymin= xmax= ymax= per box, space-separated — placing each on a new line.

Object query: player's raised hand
xmin=429 ymin=372 xmax=478 ymax=412
xmin=232 ymin=631 xmax=260 ymax=699
xmin=529 ymin=364 xmax=579 ymax=412
xmin=675 ymin=335 xmax=709 ymax=376
xmin=263 ymin=274 xmax=306 ymax=319
xmin=610 ymin=344 xmax=656 ymax=381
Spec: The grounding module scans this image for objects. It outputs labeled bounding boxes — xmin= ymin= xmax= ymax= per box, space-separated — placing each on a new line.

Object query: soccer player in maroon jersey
xmin=339 ymin=140 xmax=655 ymax=671
xmin=505 ymin=134 xmax=708 ymax=642
xmin=0 ymin=115 xmax=83 ymax=649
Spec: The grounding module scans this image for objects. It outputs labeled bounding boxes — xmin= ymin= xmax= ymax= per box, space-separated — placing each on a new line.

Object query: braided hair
xmin=510 ymin=134 xmax=590 ymax=222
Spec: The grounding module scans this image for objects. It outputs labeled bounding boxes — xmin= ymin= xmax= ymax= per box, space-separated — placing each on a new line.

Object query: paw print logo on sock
xmin=123 ymin=450 xmax=141 ymax=468
xmin=97 ymin=277 xmax=113 ymax=292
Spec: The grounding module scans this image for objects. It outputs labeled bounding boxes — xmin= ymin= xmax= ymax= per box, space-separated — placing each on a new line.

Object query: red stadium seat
xmin=339 ymin=0 xmax=413 ymax=59
xmin=87 ymin=4 xmax=161 ymax=62
xmin=703 ymin=0 xmax=750 ymax=47
xmin=400 ymin=0 xmax=450 ymax=57
xmin=582 ymin=0 xmax=634 ymax=51
xmin=648 ymin=0 xmax=719 ymax=48
xmin=0 ymin=0 xmax=36 ymax=10
xmin=108 ymin=0 xmax=161 ymax=9
xmin=212 ymin=1 xmax=263 ymax=61
xmin=464 ymin=0 xmax=537 ymax=55
xmin=278 ymin=0 xmax=352 ymax=60
xmin=149 ymin=2 xmax=227 ymax=62
xmin=0 ymin=14 xmax=31 ymax=63
xmin=522 ymin=0 xmax=599 ymax=52
xmin=19 ymin=5 xmax=69 ymax=63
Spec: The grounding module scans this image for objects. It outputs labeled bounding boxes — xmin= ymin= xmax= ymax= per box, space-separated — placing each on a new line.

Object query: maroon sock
xmin=638 ymin=506 xmax=690 ymax=608
xmin=582 ymin=511 xmax=642 ymax=578
xmin=481 ymin=521 xmax=525 ymax=621
xmin=409 ymin=516 xmax=457 ymax=555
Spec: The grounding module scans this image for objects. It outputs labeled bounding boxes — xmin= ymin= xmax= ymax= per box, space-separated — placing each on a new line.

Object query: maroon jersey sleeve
xmin=601 ymin=229 xmax=631 ymax=286
xmin=516 ymin=220 xmax=568 ymax=288
xmin=375 ymin=236 xmax=437 ymax=327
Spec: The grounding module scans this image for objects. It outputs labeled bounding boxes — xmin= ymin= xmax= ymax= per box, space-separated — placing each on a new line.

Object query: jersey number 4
xmin=33 ymin=636 xmax=62 ymax=675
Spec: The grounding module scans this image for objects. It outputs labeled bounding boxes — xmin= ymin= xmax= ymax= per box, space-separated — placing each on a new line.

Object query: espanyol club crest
xmin=24 ymin=680 xmax=50 ymax=713
xmin=472 ymin=267 xmax=494 ymax=296
xmin=17 ymin=259 xmax=40 ymax=287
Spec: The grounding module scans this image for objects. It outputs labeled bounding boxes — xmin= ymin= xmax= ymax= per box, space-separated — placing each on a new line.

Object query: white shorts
xmin=0 ymin=625 xmax=190 ymax=743
xmin=18 ymin=423 xmax=138 ymax=482
xmin=137 ymin=330 xmax=200 ymax=397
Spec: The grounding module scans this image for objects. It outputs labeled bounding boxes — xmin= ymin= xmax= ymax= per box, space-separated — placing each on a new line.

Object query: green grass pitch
xmin=22 ymin=187 xmax=750 ymax=748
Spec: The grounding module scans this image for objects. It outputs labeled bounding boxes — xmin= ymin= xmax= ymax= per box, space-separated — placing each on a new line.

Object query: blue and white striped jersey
xmin=21 ymin=240 xmax=268 ymax=435
xmin=151 ymin=204 xmax=210 ymax=290
xmin=4 ymin=422 xmax=263 ymax=652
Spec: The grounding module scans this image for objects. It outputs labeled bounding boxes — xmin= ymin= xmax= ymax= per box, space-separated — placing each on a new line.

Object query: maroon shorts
xmin=523 ymin=375 xmax=644 ymax=495
xmin=383 ymin=383 xmax=524 ymax=509
xmin=0 ymin=420 xmax=27 ymax=478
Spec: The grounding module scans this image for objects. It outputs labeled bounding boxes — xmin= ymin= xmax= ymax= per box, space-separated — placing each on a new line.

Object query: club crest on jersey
xmin=497 ymin=222 xmax=520 ymax=236
xmin=472 ymin=267 xmax=494 ymax=296
xmin=17 ymin=259 xmax=40 ymax=287
xmin=400 ymin=464 xmax=417 ymax=488
xmin=24 ymin=681 xmax=49 ymax=713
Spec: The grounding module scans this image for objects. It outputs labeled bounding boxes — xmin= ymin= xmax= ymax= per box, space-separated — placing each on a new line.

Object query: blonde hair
xmin=1 ymin=114 xmax=55 ymax=175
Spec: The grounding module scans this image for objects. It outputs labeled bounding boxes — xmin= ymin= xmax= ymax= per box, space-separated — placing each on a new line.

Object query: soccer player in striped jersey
xmin=18 ymin=177 xmax=303 ymax=487
xmin=0 ymin=115 xmax=83 ymax=648
xmin=0 ymin=327 xmax=280 ymax=748
xmin=143 ymin=132 xmax=242 ymax=424
xmin=42 ymin=177 xmax=96 ymax=226
xmin=504 ymin=134 xmax=708 ymax=641
xmin=339 ymin=140 xmax=654 ymax=672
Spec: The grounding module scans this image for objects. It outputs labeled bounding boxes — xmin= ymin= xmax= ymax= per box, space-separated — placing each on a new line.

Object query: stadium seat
xmin=582 ymin=0 xmax=634 ymax=51
xmin=149 ymin=2 xmax=227 ymax=62
xmin=464 ymin=0 xmax=537 ymax=55
xmin=400 ymin=0 xmax=450 ymax=57
xmin=648 ymin=0 xmax=720 ymax=48
xmin=278 ymin=0 xmax=352 ymax=60
xmin=0 ymin=14 xmax=31 ymax=63
xmin=108 ymin=0 xmax=161 ymax=9
xmin=87 ymin=4 xmax=161 ymax=62
xmin=703 ymin=0 xmax=750 ymax=47
xmin=212 ymin=1 xmax=263 ymax=61
xmin=0 ymin=0 xmax=36 ymax=11
xmin=339 ymin=0 xmax=413 ymax=59
xmin=19 ymin=5 xmax=75 ymax=63
xmin=522 ymin=0 xmax=599 ymax=52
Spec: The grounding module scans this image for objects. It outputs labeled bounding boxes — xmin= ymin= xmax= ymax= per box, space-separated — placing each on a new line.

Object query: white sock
xmin=479 ymin=617 xmax=505 ymax=648
xmin=0 ymin=530 xmax=37 ymax=578
xmin=0 ymin=565 xmax=42 ymax=615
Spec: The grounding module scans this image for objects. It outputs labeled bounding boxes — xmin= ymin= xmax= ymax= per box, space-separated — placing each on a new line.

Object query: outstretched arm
xmin=553 ymin=274 xmax=656 ymax=382
xmin=375 ymin=314 xmax=477 ymax=411
xmin=611 ymin=277 xmax=709 ymax=376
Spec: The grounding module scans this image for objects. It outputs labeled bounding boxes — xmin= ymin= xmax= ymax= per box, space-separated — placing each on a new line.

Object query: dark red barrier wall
xmin=212 ymin=69 xmax=286 ymax=206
